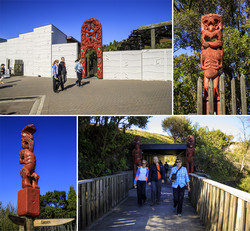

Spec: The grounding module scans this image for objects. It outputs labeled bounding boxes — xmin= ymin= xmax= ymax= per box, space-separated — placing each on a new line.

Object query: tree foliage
xmin=39 ymin=186 xmax=76 ymax=224
xmin=194 ymin=127 xmax=238 ymax=182
xmin=174 ymin=0 xmax=250 ymax=114
xmin=174 ymin=53 xmax=203 ymax=114
xmin=162 ymin=116 xmax=194 ymax=143
xmin=78 ymin=116 xmax=150 ymax=180
xmin=0 ymin=202 xmax=18 ymax=231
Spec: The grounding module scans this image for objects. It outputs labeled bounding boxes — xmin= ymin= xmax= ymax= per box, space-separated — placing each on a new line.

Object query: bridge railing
xmin=78 ymin=171 xmax=133 ymax=230
xmin=189 ymin=173 xmax=250 ymax=231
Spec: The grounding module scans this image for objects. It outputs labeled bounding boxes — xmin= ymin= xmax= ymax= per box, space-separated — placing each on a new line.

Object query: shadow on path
xmin=0 ymin=84 xmax=15 ymax=89
xmin=64 ymin=83 xmax=77 ymax=90
xmin=89 ymin=183 xmax=205 ymax=231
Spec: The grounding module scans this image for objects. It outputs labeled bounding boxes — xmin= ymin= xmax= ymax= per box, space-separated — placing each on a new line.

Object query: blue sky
xmin=0 ymin=116 xmax=76 ymax=208
xmin=0 ymin=0 xmax=172 ymax=45
xmin=132 ymin=116 xmax=250 ymax=142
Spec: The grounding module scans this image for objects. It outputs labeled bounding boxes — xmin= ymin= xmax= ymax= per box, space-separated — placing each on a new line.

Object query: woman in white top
xmin=134 ymin=160 xmax=149 ymax=206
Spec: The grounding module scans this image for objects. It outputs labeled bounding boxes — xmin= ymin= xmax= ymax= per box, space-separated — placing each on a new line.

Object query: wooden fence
xmin=189 ymin=173 xmax=250 ymax=231
xmin=36 ymin=224 xmax=76 ymax=231
xmin=197 ymin=74 xmax=248 ymax=115
xmin=78 ymin=171 xmax=134 ymax=230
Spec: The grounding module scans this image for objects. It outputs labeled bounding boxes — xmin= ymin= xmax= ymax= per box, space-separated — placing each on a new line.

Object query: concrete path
xmin=0 ymin=76 xmax=172 ymax=115
xmin=89 ymin=183 xmax=205 ymax=231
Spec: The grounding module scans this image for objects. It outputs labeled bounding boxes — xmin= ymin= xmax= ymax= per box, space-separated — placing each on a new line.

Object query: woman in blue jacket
xmin=134 ymin=160 xmax=149 ymax=206
xmin=52 ymin=60 xmax=59 ymax=93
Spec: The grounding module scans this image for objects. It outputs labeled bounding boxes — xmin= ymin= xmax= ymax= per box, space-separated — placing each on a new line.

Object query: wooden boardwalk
xmin=86 ymin=183 xmax=205 ymax=231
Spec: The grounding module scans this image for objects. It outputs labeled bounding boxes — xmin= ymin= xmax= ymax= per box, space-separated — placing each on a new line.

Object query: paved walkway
xmin=88 ymin=184 xmax=205 ymax=231
xmin=0 ymin=76 xmax=172 ymax=115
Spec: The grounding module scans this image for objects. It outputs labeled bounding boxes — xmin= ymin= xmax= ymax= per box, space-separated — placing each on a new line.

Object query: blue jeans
xmin=151 ymin=181 xmax=162 ymax=203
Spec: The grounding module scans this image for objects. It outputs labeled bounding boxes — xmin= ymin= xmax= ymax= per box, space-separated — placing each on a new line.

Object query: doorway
xmin=86 ymin=48 xmax=97 ymax=77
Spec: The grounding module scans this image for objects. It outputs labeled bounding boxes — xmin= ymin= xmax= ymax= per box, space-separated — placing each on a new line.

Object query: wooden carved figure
xmin=20 ymin=124 xmax=39 ymax=189
xmin=201 ymin=14 xmax=223 ymax=114
xmin=18 ymin=124 xmax=40 ymax=217
xmin=81 ymin=18 xmax=103 ymax=79
xmin=132 ymin=135 xmax=142 ymax=176
xmin=186 ymin=135 xmax=195 ymax=173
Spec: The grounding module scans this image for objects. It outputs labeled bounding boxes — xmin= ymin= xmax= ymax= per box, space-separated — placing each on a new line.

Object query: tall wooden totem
xmin=18 ymin=124 xmax=40 ymax=217
xmin=201 ymin=14 xmax=223 ymax=114
xmin=186 ymin=135 xmax=195 ymax=173
xmin=81 ymin=18 xmax=103 ymax=79
xmin=132 ymin=135 xmax=142 ymax=177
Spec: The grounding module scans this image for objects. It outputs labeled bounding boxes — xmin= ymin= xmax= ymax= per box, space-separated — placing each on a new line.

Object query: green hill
xmin=125 ymin=129 xmax=175 ymax=144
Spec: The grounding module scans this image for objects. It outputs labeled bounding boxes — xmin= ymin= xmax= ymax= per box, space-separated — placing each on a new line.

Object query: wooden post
xmin=86 ymin=182 xmax=91 ymax=226
xmin=240 ymin=74 xmax=247 ymax=115
xmin=197 ymin=77 xmax=203 ymax=114
xmin=151 ymin=28 xmax=155 ymax=49
xmin=208 ymin=79 xmax=214 ymax=115
xmin=81 ymin=184 xmax=86 ymax=229
xmin=246 ymin=202 xmax=250 ymax=231
xmin=228 ymin=195 xmax=237 ymax=230
xmin=220 ymin=73 xmax=225 ymax=115
xmin=217 ymin=189 xmax=225 ymax=230
xmin=19 ymin=217 xmax=33 ymax=231
xmin=231 ymin=78 xmax=236 ymax=115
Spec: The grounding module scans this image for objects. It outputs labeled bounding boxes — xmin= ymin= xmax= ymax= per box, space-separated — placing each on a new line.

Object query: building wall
xmin=0 ymin=24 xmax=74 ymax=78
xmin=52 ymin=43 xmax=79 ymax=79
xmin=0 ymin=25 xmax=53 ymax=77
xmin=52 ymin=25 xmax=67 ymax=44
xmin=103 ymin=49 xmax=172 ymax=81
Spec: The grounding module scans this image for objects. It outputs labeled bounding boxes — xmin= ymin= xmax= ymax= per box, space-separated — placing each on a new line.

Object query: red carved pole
xmin=201 ymin=14 xmax=223 ymax=115
xmin=186 ymin=135 xmax=195 ymax=173
xmin=132 ymin=135 xmax=142 ymax=177
xmin=17 ymin=124 xmax=40 ymax=217
xmin=81 ymin=18 xmax=103 ymax=79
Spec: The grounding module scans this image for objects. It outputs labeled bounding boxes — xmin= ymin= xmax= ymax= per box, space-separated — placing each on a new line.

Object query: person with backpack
xmin=74 ymin=58 xmax=83 ymax=87
xmin=134 ymin=160 xmax=149 ymax=206
xmin=148 ymin=156 xmax=165 ymax=206
xmin=169 ymin=157 xmax=190 ymax=217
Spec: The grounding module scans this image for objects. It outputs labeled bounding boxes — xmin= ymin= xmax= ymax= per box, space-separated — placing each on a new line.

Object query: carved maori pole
xmin=201 ymin=14 xmax=223 ymax=115
xmin=132 ymin=135 xmax=142 ymax=177
xmin=18 ymin=124 xmax=40 ymax=218
xmin=81 ymin=18 xmax=103 ymax=79
xmin=9 ymin=125 xmax=75 ymax=230
xmin=186 ymin=135 xmax=195 ymax=173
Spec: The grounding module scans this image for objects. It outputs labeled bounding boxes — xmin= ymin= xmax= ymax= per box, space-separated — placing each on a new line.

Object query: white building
xmin=0 ymin=24 xmax=172 ymax=81
xmin=0 ymin=24 xmax=79 ymax=78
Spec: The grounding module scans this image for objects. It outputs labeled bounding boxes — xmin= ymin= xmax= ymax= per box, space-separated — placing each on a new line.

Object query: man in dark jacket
xmin=148 ymin=156 xmax=165 ymax=206
xmin=58 ymin=57 xmax=67 ymax=90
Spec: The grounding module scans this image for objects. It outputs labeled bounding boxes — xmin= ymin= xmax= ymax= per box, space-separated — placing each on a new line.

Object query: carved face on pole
xmin=201 ymin=14 xmax=222 ymax=33
xmin=187 ymin=135 xmax=195 ymax=148
xmin=21 ymin=125 xmax=36 ymax=151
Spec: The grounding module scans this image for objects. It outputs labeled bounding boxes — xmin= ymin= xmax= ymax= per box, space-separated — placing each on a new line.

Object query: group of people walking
xmin=134 ymin=156 xmax=190 ymax=217
xmin=52 ymin=57 xmax=67 ymax=93
xmin=51 ymin=57 xmax=84 ymax=93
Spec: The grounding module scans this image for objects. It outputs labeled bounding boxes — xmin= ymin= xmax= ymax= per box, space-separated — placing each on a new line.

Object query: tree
xmin=78 ymin=116 xmax=150 ymax=179
xmin=66 ymin=186 xmax=76 ymax=219
xmin=237 ymin=117 xmax=250 ymax=173
xmin=162 ymin=116 xmax=193 ymax=143
xmin=39 ymin=190 xmax=68 ymax=219
xmin=174 ymin=0 xmax=250 ymax=114
xmin=0 ymin=202 xmax=18 ymax=231
xmin=174 ymin=53 xmax=203 ymax=114
xmin=194 ymin=127 xmax=237 ymax=181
